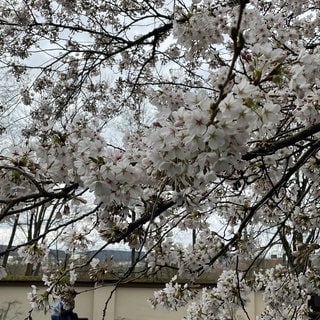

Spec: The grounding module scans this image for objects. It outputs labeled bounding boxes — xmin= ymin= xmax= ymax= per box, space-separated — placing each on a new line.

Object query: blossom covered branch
xmin=1 ymin=0 xmax=320 ymax=319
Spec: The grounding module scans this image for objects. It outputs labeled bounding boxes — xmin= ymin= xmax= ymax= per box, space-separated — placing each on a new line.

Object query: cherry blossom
xmin=1 ymin=0 xmax=320 ymax=319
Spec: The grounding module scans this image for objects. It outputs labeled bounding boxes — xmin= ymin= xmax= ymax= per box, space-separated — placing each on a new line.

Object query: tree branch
xmin=243 ymin=122 xmax=320 ymax=161
xmin=203 ymin=139 xmax=320 ymax=271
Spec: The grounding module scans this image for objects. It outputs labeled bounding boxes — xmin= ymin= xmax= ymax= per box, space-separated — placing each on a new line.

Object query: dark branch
xmin=242 ymin=122 xmax=320 ymax=161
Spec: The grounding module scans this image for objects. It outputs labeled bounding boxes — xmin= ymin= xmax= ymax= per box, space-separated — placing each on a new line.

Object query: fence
xmin=0 ymin=278 xmax=267 ymax=320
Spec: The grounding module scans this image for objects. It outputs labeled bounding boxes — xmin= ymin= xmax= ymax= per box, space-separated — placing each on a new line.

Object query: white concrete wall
xmin=0 ymin=281 xmax=261 ymax=320
xmin=0 ymin=282 xmax=188 ymax=320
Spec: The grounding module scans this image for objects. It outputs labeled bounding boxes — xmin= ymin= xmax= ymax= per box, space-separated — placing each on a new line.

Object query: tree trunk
xmin=2 ymin=214 xmax=19 ymax=268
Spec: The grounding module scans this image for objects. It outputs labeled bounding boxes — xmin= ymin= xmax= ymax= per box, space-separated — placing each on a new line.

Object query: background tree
xmin=1 ymin=0 xmax=320 ymax=319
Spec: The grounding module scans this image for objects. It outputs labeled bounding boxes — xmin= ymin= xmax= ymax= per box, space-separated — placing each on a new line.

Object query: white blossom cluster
xmin=17 ymin=242 xmax=49 ymax=267
xmin=254 ymin=265 xmax=320 ymax=319
xmin=185 ymin=270 xmax=251 ymax=320
xmin=1 ymin=0 xmax=320 ymax=318
xmin=149 ymin=275 xmax=196 ymax=311
xmin=38 ymin=263 xmax=78 ymax=310
xmin=27 ymin=285 xmax=48 ymax=312
xmin=145 ymin=229 xmax=225 ymax=280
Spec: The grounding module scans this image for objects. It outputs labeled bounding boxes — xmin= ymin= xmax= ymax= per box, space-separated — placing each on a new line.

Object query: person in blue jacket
xmin=51 ymin=297 xmax=79 ymax=320
xmin=51 ymin=298 xmax=63 ymax=320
